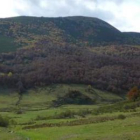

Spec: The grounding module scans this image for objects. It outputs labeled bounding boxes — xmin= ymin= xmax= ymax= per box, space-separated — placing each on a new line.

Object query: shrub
xmin=52 ymin=90 xmax=94 ymax=106
xmin=0 ymin=115 xmax=10 ymax=127
xmin=35 ymin=115 xmax=49 ymax=120
xmin=118 ymin=114 xmax=126 ymax=120
xmin=127 ymin=86 xmax=140 ymax=101
xmin=16 ymin=109 xmax=24 ymax=114
xmin=0 ymin=115 xmax=16 ymax=127
xmin=77 ymin=109 xmax=92 ymax=117
xmin=55 ymin=110 xmax=75 ymax=119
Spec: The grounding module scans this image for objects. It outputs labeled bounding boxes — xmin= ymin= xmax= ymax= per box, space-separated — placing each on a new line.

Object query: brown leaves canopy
xmin=127 ymin=86 xmax=140 ymax=101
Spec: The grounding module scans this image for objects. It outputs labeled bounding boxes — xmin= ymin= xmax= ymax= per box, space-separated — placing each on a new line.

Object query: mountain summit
xmin=0 ymin=16 xmax=140 ymax=53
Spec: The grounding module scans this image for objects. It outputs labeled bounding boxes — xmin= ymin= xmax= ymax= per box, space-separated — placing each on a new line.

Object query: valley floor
xmin=0 ymin=84 xmax=139 ymax=140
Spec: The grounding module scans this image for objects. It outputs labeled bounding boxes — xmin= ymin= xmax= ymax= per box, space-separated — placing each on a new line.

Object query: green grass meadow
xmin=0 ymin=84 xmax=140 ymax=140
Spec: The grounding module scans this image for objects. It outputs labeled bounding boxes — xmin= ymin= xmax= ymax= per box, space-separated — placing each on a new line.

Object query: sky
xmin=0 ymin=0 xmax=140 ymax=32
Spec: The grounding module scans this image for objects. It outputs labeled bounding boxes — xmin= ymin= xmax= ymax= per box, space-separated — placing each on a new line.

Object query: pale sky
xmin=0 ymin=0 xmax=140 ymax=32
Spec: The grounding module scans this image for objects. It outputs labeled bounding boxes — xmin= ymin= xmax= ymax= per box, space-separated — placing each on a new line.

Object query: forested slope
xmin=0 ymin=16 xmax=140 ymax=94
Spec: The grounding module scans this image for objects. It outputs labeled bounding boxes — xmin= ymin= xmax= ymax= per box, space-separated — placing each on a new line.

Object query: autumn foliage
xmin=0 ymin=17 xmax=140 ymax=94
xmin=127 ymin=86 xmax=140 ymax=101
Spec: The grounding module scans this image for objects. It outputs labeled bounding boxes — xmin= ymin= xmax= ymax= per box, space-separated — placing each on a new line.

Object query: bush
xmin=77 ymin=109 xmax=92 ymax=117
xmin=118 ymin=114 xmax=126 ymax=120
xmin=0 ymin=115 xmax=16 ymax=127
xmin=16 ymin=109 xmax=24 ymax=114
xmin=35 ymin=115 xmax=49 ymax=120
xmin=52 ymin=90 xmax=94 ymax=107
xmin=127 ymin=86 xmax=140 ymax=101
xmin=0 ymin=115 xmax=10 ymax=127
xmin=55 ymin=110 xmax=75 ymax=119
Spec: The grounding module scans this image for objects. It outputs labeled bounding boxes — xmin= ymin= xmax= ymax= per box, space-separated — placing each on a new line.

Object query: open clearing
xmin=0 ymin=84 xmax=139 ymax=140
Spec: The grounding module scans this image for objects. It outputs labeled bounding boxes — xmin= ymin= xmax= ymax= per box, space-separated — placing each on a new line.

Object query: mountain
xmin=0 ymin=16 xmax=140 ymax=94
xmin=0 ymin=16 xmax=140 ymax=53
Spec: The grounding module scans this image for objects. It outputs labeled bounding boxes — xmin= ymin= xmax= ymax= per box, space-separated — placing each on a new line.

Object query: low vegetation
xmin=0 ymin=84 xmax=139 ymax=139
xmin=127 ymin=86 xmax=140 ymax=101
xmin=0 ymin=115 xmax=16 ymax=127
xmin=52 ymin=90 xmax=94 ymax=107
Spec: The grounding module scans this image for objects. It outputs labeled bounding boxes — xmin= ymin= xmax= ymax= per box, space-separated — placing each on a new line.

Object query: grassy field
xmin=0 ymin=84 xmax=140 ymax=140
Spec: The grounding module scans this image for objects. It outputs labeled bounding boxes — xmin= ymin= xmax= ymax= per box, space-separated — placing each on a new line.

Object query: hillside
xmin=0 ymin=16 xmax=140 ymax=94
xmin=0 ymin=43 xmax=140 ymax=93
xmin=0 ymin=84 xmax=123 ymax=109
xmin=0 ymin=16 xmax=140 ymax=139
xmin=0 ymin=16 xmax=140 ymax=53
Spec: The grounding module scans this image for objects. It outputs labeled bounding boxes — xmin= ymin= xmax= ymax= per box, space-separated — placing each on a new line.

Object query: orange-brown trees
xmin=127 ymin=86 xmax=140 ymax=101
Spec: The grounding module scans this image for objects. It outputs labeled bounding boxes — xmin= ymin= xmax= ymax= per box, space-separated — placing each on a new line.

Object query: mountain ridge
xmin=0 ymin=16 xmax=140 ymax=53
